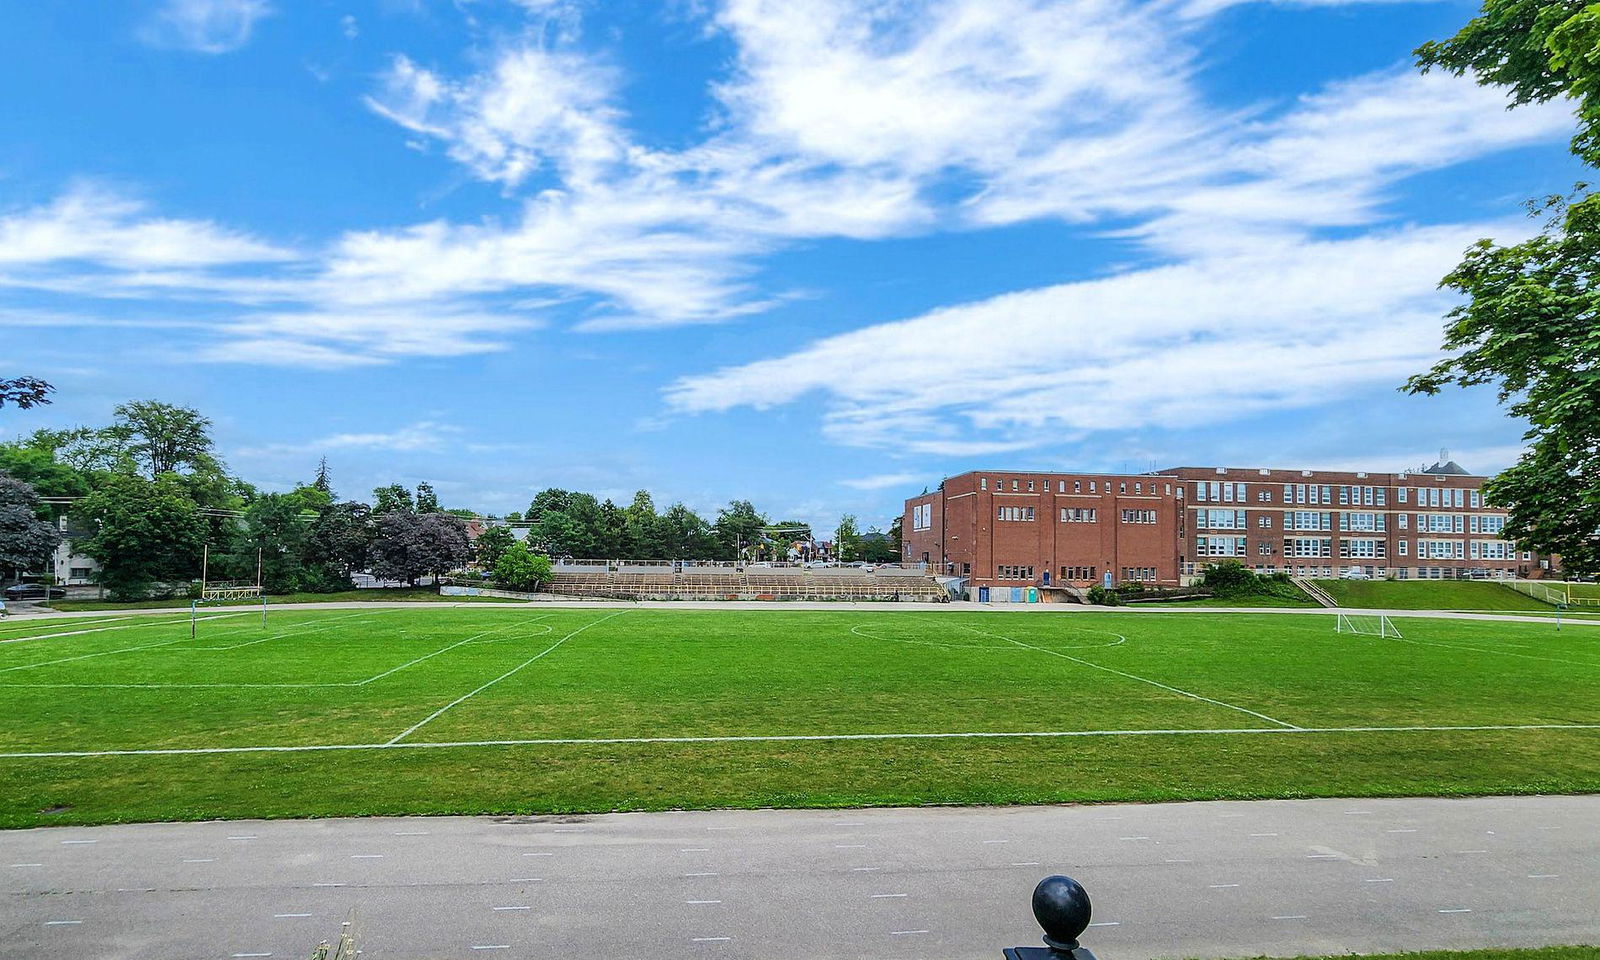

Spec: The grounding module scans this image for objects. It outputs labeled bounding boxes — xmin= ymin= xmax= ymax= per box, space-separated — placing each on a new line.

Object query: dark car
xmin=3 ymin=583 xmax=66 ymax=601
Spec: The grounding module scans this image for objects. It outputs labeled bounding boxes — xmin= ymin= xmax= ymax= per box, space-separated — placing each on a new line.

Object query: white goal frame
xmin=1335 ymin=612 xmax=1403 ymax=638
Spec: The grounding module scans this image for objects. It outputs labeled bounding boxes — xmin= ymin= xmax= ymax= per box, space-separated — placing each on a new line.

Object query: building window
xmin=1120 ymin=509 xmax=1157 ymax=524
xmin=1470 ymin=490 xmax=1482 ymax=508
xmin=980 ymin=478 xmax=987 ymax=490
xmin=1061 ymin=507 xmax=1097 ymax=522
xmin=1074 ymin=480 xmax=1082 ymax=493
xmin=1061 ymin=565 xmax=1098 ymax=581
xmin=996 ymin=565 xmax=1035 ymax=580
xmin=1090 ymin=481 xmax=1097 ymax=493
xmin=1119 ymin=482 xmax=1127 ymax=493
xmin=998 ymin=506 xmax=1036 ymax=522
xmin=1258 ymin=516 xmax=1272 ymax=528
xmin=912 ymin=503 xmax=933 ymax=531
xmin=1119 ymin=567 xmax=1157 ymax=582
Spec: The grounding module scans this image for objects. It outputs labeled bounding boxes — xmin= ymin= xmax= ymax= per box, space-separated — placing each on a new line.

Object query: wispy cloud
xmin=235 ymin=420 xmax=462 ymax=457
xmin=666 ymin=221 xmax=1525 ymax=454
xmin=838 ymin=472 xmax=925 ymax=491
xmin=139 ymin=0 xmax=274 ymax=54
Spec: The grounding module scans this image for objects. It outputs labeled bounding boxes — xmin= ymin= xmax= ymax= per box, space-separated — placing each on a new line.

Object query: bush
xmin=493 ymin=541 xmax=553 ymax=591
xmin=1200 ymin=561 xmax=1307 ymax=600
xmin=1086 ymin=584 xmax=1120 ymax=606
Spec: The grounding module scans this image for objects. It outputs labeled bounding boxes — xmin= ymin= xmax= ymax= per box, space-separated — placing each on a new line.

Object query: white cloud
xmin=0 ymin=185 xmax=290 ymax=268
xmin=140 ymin=0 xmax=273 ymax=54
xmin=9 ymin=0 xmax=1575 ymax=379
xmin=838 ymin=472 xmax=925 ymax=491
xmin=235 ymin=420 xmax=462 ymax=457
xmin=666 ymin=222 xmax=1521 ymax=454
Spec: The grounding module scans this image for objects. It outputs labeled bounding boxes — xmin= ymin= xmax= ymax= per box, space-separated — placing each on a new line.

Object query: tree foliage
xmin=473 ymin=525 xmax=516 ymax=568
xmin=0 ymin=475 xmax=61 ymax=578
xmin=0 ymin=377 xmax=54 ymax=410
xmin=369 ymin=510 xmax=471 ymax=585
xmin=77 ymin=474 xmax=206 ymax=599
xmin=112 ymin=400 xmax=217 ymax=479
xmin=494 ymin=540 xmax=552 ymax=590
xmin=1408 ymin=0 xmax=1600 ymax=573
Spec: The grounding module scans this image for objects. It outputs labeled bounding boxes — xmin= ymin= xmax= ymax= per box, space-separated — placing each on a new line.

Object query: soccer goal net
xmin=1335 ymin=612 xmax=1403 ymax=638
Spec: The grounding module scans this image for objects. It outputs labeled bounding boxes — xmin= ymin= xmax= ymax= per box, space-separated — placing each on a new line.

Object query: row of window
xmin=981 ymin=477 xmax=1173 ymax=496
xmin=910 ymin=503 xmax=932 ymax=532
xmin=1061 ymin=565 xmax=1098 ymax=580
xmin=1122 ymin=567 xmax=1158 ymax=581
xmin=995 ymin=507 xmax=1154 ymax=524
xmin=1192 ymin=482 xmax=1484 ymax=510
xmin=995 ymin=565 xmax=1035 ymax=580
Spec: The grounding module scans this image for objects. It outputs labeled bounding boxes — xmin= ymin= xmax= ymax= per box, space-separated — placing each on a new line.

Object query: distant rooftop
xmin=1421 ymin=459 xmax=1471 ymax=476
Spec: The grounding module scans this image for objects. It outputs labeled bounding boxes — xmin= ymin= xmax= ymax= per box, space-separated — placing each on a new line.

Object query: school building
xmin=901 ymin=458 xmax=1553 ymax=599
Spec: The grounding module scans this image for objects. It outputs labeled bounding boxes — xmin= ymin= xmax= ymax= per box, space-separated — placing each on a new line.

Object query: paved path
xmin=13 ymin=599 xmax=1600 ymax=629
xmin=1 ymin=796 xmax=1594 ymax=959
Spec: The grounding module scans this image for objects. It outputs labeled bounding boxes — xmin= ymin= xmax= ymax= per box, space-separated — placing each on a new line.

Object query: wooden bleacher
xmin=545 ymin=569 xmax=948 ymax=602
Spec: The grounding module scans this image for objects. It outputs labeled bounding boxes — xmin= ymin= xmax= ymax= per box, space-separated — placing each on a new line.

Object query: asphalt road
xmin=1 ymin=795 xmax=1595 ymax=960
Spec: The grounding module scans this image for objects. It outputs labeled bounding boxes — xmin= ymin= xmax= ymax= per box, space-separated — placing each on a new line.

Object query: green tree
xmin=474 ymin=525 xmax=516 ymax=568
xmin=493 ymin=540 xmax=552 ymax=590
xmin=0 ymin=377 xmax=53 ymax=409
xmin=77 ymin=473 xmax=207 ymax=599
xmin=304 ymin=501 xmax=373 ymax=585
xmin=312 ymin=457 xmax=334 ymax=498
xmin=0 ymin=445 xmax=91 ymax=502
xmin=235 ymin=493 xmax=308 ymax=593
xmin=112 ymin=400 xmax=216 ymax=479
xmin=415 ymin=481 xmax=440 ymax=514
xmin=623 ymin=490 xmax=666 ymax=558
xmin=1407 ymin=0 xmax=1600 ymax=573
xmin=834 ymin=514 xmax=861 ymax=562
xmin=0 ymin=476 xmax=61 ymax=580
xmin=372 ymin=483 xmax=414 ymax=515
xmin=714 ymin=499 xmax=766 ymax=560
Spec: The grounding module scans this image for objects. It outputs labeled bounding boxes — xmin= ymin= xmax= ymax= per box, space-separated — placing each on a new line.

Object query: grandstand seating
xmin=545 ymin=569 xmax=949 ymax=602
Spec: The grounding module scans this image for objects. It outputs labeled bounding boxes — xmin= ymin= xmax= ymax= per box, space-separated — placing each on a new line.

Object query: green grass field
xmin=2 ymin=605 xmax=1598 ymax=828
xmin=1312 ymin=579 xmax=1555 ymax=611
xmin=1240 ymin=949 xmax=1599 ymax=960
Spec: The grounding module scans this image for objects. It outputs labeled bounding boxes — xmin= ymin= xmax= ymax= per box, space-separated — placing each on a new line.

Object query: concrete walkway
xmin=10 ymin=598 xmax=1600 ymax=629
xmin=1 ymin=795 xmax=1595 ymax=960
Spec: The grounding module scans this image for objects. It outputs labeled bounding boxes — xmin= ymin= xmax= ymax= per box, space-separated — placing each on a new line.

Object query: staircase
xmin=1291 ymin=577 xmax=1339 ymax=607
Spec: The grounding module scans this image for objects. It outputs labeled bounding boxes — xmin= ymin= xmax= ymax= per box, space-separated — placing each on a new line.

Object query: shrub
xmin=1086 ymin=584 xmax=1120 ymax=606
xmin=493 ymin=541 xmax=553 ymax=591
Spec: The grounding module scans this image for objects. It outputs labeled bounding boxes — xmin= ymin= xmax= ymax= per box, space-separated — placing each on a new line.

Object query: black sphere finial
xmin=1031 ymin=875 xmax=1092 ymax=952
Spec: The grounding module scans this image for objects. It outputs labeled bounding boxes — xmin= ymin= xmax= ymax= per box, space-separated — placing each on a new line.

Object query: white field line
xmin=1371 ymin=633 xmax=1600 ymax=671
xmin=0 ymin=615 xmax=145 ymax=638
xmin=0 ymin=614 xmax=233 ymax=645
xmin=0 ymin=616 xmax=252 ymax=673
xmin=183 ymin=608 xmax=413 ymax=651
xmin=935 ymin=620 xmax=1301 ymax=729
xmin=849 ymin=623 xmax=1125 ymax=652
xmin=386 ymin=611 xmax=627 ymax=745
xmin=0 ymin=609 xmax=406 ymax=678
xmin=0 ymin=617 xmax=560 ymax=690
xmin=2 ymin=723 xmax=1596 ymax=760
xmin=356 ymin=618 xmax=551 ymax=686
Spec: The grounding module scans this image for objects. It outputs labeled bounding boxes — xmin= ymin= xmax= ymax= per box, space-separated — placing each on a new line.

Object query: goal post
xmin=1335 ymin=612 xmax=1403 ymax=638
xmin=191 ymin=544 xmax=267 ymax=637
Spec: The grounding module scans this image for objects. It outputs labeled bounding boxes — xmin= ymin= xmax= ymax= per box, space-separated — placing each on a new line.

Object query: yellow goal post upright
xmin=1335 ymin=611 xmax=1403 ymax=639
xmin=190 ymin=545 xmax=267 ymax=638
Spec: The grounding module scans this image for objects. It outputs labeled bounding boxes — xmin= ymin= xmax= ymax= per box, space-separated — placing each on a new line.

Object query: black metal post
xmin=1004 ymin=875 xmax=1099 ymax=960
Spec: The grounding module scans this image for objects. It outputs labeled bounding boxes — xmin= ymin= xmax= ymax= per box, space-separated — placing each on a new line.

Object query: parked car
xmin=1340 ymin=567 xmax=1372 ymax=580
xmin=3 ymin=583 xmax=66 ymax=600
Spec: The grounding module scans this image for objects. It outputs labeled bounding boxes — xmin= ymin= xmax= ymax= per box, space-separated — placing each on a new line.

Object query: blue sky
xmin=0 ymin=0 xmax=1579 ymax=531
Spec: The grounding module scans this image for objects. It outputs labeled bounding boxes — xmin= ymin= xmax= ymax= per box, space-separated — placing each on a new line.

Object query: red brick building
xmin=903 ymin=460 xmax=1550 ymax=598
